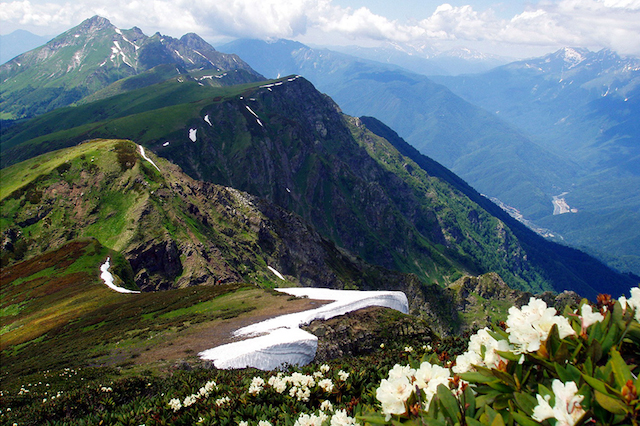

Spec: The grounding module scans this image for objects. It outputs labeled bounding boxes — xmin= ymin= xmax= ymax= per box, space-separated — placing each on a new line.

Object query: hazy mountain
xmin=0 ymin=16 xmax=259 ymax=120
xmin=1 ymin=69 xmax=634 ymax=299
xmin=432 ymin=47 xmax=640 ymax=275
xmin=330 ymin=42 xmax=510 ymax=76
xmin=218 ymin=39 xmax=580 ymax=221
xmin=0 ymin=30 xmax=51 ymax=65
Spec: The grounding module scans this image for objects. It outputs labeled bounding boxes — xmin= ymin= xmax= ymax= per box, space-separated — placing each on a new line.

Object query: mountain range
xmin=2 ymin=17 xmax=636 ymax=303
xmin=432 ymin=47 xmax=640 ymax=275
xmin=0 ymin=16 xmax=258 ymax=121
xmin=218 ymin=39 xmax=640 ymax=276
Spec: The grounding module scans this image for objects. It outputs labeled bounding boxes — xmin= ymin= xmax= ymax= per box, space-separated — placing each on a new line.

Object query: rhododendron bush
xmin=3 ymin=288 xmax=640 ymax=425
xmin=363 ymin=289 xmax=640 ymax=425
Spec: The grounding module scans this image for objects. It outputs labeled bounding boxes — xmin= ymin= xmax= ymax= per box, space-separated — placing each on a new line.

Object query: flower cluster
xmin=376 ymin=361 xmax=455 ymax=420
xmin=506 ymin=297 xmax=575 ymax=353
xmin=293 ymin=409 xmax=360 ymax=426
xmin=167 ymin=380 xmax=217 ymax=412
xmin=259 ymin=370 xmax=337 ymax=402
xmin=619 ymin=287 xmax=640 ymax=321
xmin=532 ymin=380 xmax=586 ymax=426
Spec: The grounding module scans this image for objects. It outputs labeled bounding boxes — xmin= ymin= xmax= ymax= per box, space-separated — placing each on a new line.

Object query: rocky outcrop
xmin=304 ymin=306 xmax=434 ymax=362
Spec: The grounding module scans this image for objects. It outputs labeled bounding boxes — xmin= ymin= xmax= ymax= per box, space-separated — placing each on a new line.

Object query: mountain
xmin=330 ymin=42 xmax=510 ymax=76
xmin=0 ymin=16 xmax=260 ymax=120
xmin=1 ymin=138 xmax=423 ymax=293
xmin=432 ymin=47 xmax=640 ymax=274
xmin=1 ymin=68 xmax=635 ymax=299
xmin=218 ymin=39 xmax=580 ymax=221
xmin=0 ymin=30 xmax=51 ymax=65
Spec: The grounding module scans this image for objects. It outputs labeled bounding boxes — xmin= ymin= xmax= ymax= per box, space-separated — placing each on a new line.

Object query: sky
xmin=1 ymin=0 xmax=640 ymax=58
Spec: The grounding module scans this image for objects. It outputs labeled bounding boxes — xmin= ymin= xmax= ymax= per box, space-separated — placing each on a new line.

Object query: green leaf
xmin=513 ymin=391 xmax=538 ymax=415
xmin=511 ymin=411 xmax=542 ymax=426
xmin=459 ymin=371 xmax=496 ymax=384
xmin=465 ymin=417 xmax=485 ymax=426
xmin=609 ymin=348 xmax=633 ymax=389
xmin=437 ymin=383 xmax=460 ymax=420
xmin=594 ymin=390 xmax=628 ymax=415
xmin=582 ymin=374 xmax=610 ymax=395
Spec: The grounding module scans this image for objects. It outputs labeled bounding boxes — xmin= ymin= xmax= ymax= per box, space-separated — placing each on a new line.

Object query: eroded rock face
xmin=126 ymin=239 xmax=182 ymax=291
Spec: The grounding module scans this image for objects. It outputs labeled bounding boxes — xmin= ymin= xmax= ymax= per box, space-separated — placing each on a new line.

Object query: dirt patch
xmin=134 ymin=296 xmax=330 ymax=365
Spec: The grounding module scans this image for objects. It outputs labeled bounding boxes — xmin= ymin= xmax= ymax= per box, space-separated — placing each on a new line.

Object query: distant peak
xmin=180 ymin=33 xmax=214 ymax=50
xmin=79 ymin=15 xmax=114 ymax=31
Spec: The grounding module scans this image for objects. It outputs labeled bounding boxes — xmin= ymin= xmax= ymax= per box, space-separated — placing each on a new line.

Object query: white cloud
xmin=1 ymin=0 xmax=639 ymax=56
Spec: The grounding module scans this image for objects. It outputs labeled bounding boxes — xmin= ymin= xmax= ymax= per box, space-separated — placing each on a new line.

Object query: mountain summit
xmin=0 ymin=16 xmax=259 ymax=119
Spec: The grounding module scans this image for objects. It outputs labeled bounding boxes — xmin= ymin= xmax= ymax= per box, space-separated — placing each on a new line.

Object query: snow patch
xmin=204 ymin=115 xmax=212 ymax=126
xmin=162 ymin=141 xmax=170 ymax=147
xmin=138 ymin=145 xmax=161 ymax=172
xmin=267 ymin=266 xmax=285 ymax=280
xmin=100 ymin=258 xmax=140 ymax=294
xmin=256 ymin=119 xmax=264 ymax=127
xmin=245 ymin=105 xmax=259 ymax=118
xmin=199 ymin=287 xmax=408 ymax=370
xmin=189 ymin=128 xmax=197 ymax=142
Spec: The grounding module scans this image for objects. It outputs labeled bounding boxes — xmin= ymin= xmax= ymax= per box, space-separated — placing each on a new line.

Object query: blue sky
xmin=2 ymin=0 xmax=639 ymax=58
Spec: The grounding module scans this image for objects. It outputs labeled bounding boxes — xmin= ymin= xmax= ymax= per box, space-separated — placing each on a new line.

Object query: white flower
xmin=168 ymin=398 xmax=182 ymax=412
xmin=506 ymin=298 xmax=575 ymax=353
xmin=249 ymin=376 xmax=265 ymax=395
xmin=330 ymin=409 xmax=360 ymax=426
xmin=238 ymin=421 xmax=249 ymax=426
xmin=258 ymin=421 xmax=273 ymax=426
xmin=376 ymin=375 xmax=413 ymax=420
xmin=215 ymin=396 xmax=230 ymax=407
xmin=320 ymin=364 xmax=330 ymax=373
xmin=294 ymin=412 xmax=328 ymax=426
xmin=318 ymin=378 xmax=334 ymax=392
xmin=387 ymin=364 xmax=415 ymax=381
xmin=621 ymin=287 xmax=640 ymax=321
xmin=338 ymin=370 xmax=350 ymax=382
xmin=183 ymin=394 xmax=197 ymax=407
xmin=320 ymin=400 xmax=334 ymax=411
xmin=100 ymin=386 xmax=112 ymax=392
xmin=404 ymin=346 xmax=413 ymax=352
xmin=532 ymin=380 xmax=586 ymax=426
xmin=580 ymin=304 xmax=604 ymax=330
xmin=414 ymin=361 xmax=451 ymax=405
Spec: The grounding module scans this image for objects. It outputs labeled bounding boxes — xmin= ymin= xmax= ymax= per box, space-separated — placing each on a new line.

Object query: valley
xmin=0 ymin=15 xmax=639 ymax=426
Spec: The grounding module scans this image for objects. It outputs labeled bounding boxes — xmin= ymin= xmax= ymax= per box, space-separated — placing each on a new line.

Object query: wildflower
xmin=168 ymin=398 xmax=182 ymax=412
xmin=338 ymin=370 xmax=350 ymax=381
xmin=330 ymin=409 xmax=360 ymax=426
xmin=414 ymin=361 xmax=451 ymax=405
xmin=380 ymin=343 xmax=385 ymax=349
xmin=249 ymin=377 xmax=265 ymax=395
xmin=258 ymin=421 xmax=273 ymax=426
xmin=318 ymin=378 xmax=334 ymax=392
xmin=215 ymin=396 xmax=230 ymax=407
xmin=183 ymin=394 xmax=197 ymax=407
xmin=376 ymin=375 xmax=413 ymax=420
xmin=100 ymin=386 xmax=113 ymax=392
xmin=387 ymin=364 xmax=415 ymax=381
xmin=506 ymin=297 xmax=574 ymax=354
xmin=320 ymin=364 xmax=330 ymax=373
xmin=579 ymin=304 xmax=604 ymax=331
xmin=404 ymin=346 xmax=413 ymax=352
xmin=238 ymin=422 xmax=249 ymax=426
xmin=620 ymin=287 xmax=640 ymax=321
xmin=294 ymin=411 xmax=328 ymax=426
xmin=320 ymin=400 xmax=334 ymax=411
xmin=532 ymin=380 xmax=586 ymax=426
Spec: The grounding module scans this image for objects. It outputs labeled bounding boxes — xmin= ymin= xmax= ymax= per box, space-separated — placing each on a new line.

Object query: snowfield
xmin=198 ymin=287 xmax=408 ymax=370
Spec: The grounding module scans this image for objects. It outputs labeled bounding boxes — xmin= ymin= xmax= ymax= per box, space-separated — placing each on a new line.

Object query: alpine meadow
xmin=1 ymin=13 xmax=639 ymax=426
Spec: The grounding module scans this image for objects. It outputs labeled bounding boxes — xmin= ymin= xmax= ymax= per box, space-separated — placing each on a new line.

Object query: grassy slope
xmin=0 ymin=238 xmax=322 ymax=379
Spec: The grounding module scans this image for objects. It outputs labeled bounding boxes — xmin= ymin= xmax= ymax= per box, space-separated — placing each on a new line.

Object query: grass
xmin=0 ymin=239 xmax=323 ymax=381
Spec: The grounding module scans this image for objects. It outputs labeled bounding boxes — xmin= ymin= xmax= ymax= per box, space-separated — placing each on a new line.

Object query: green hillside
xmin=1 ymin=75 xmax=635 ymax=298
